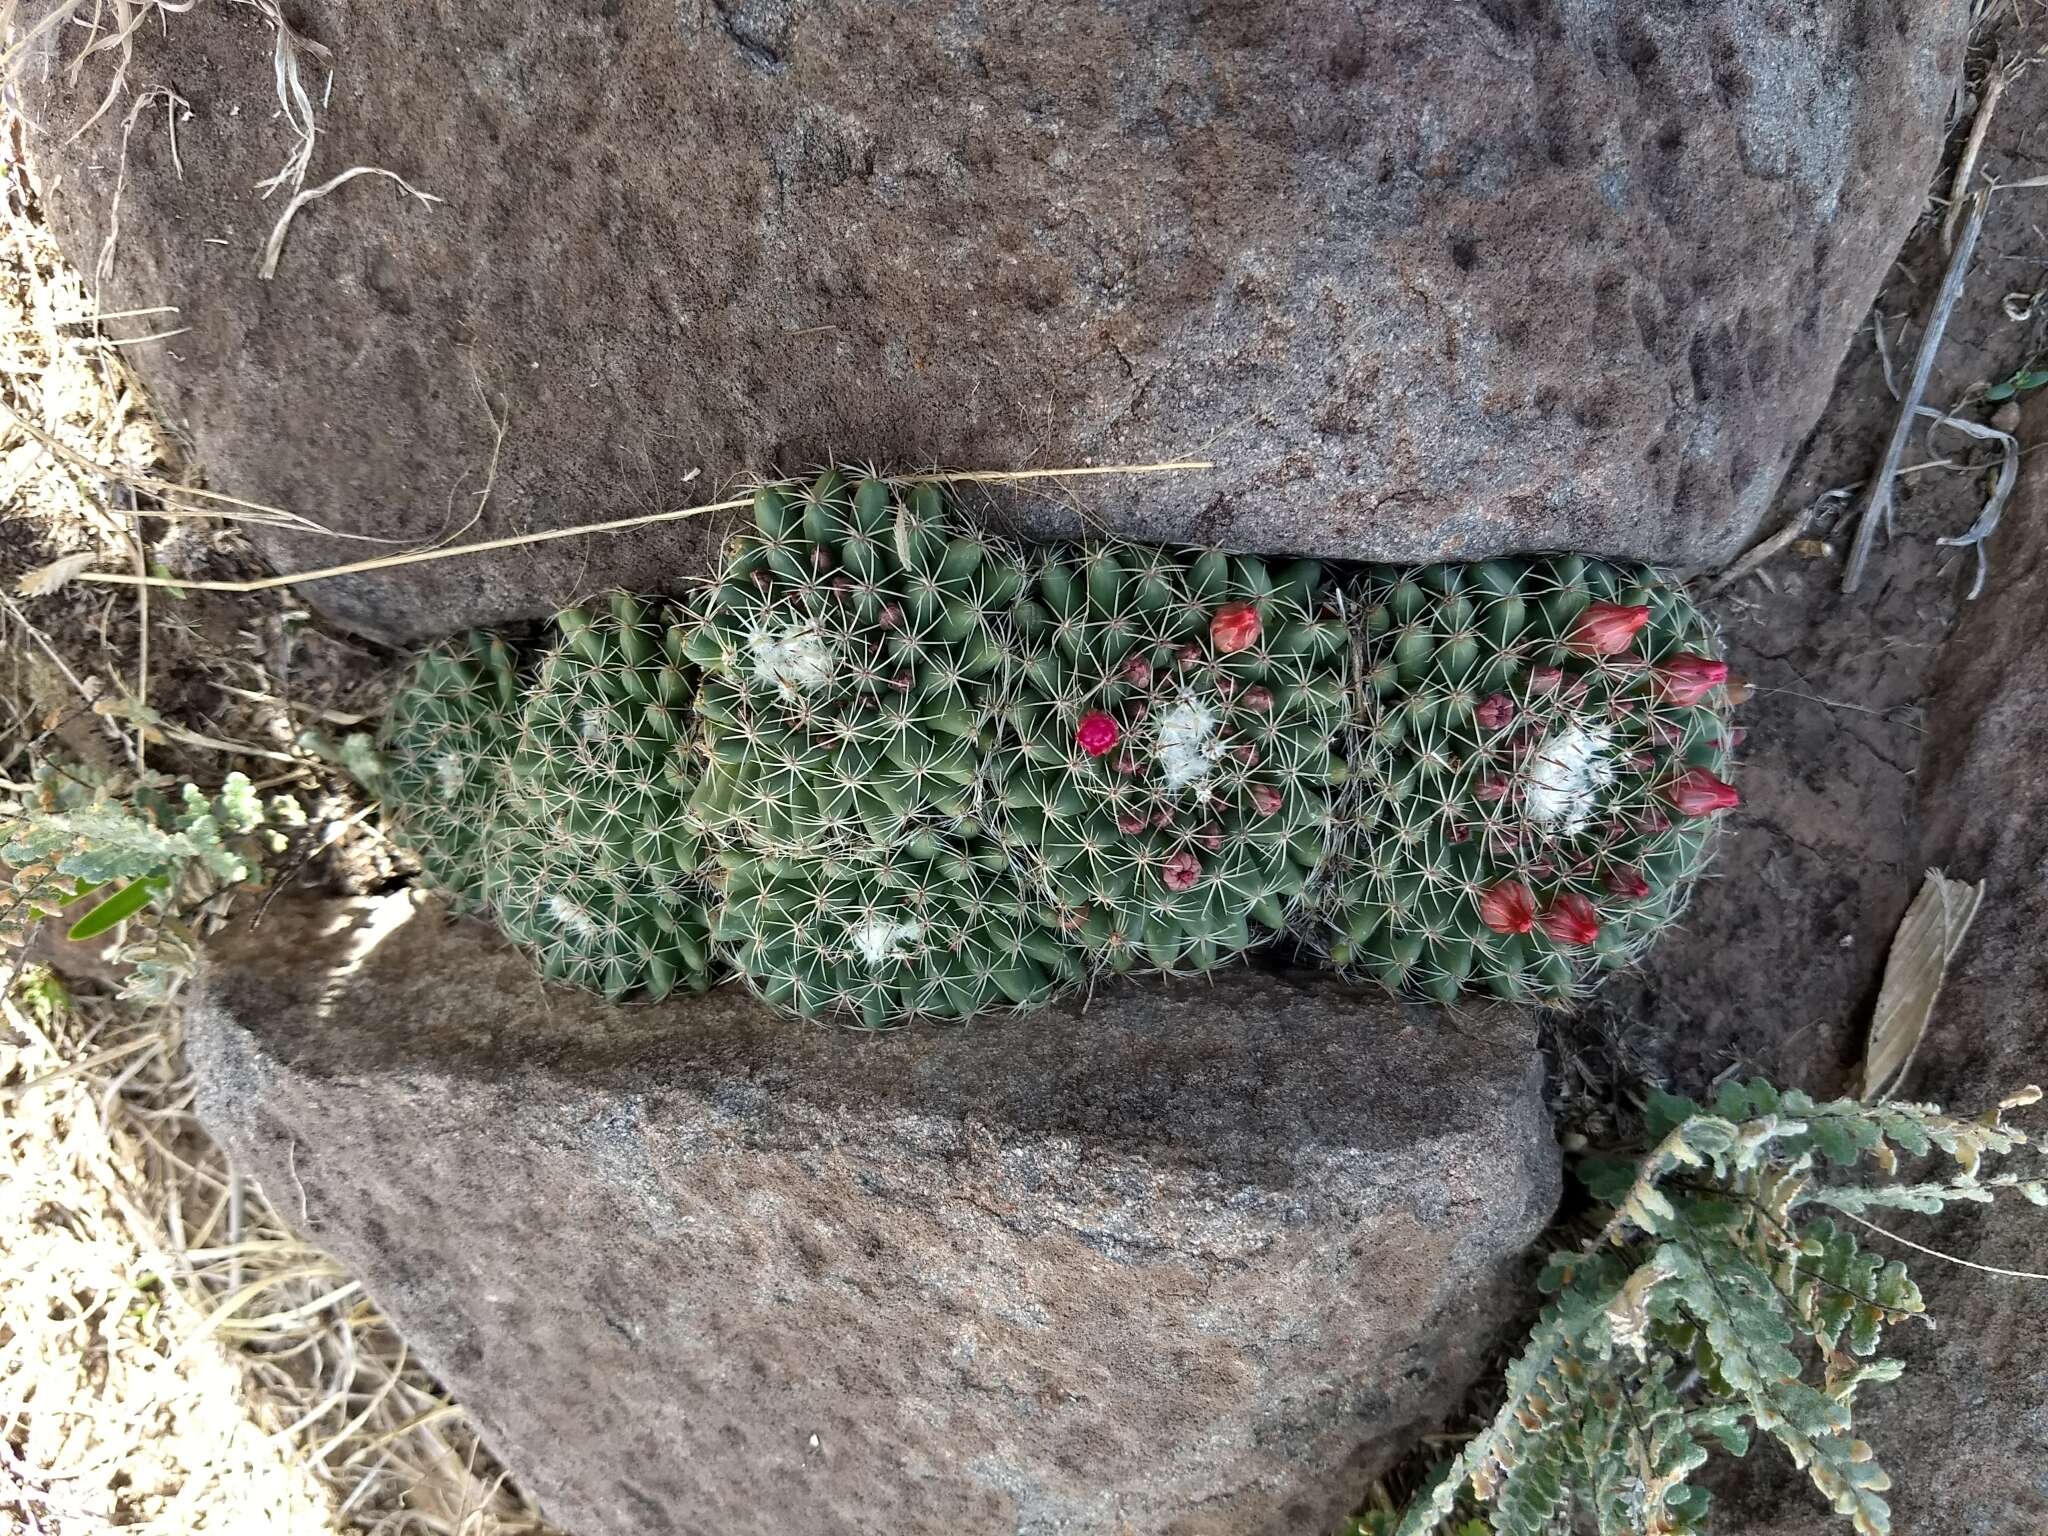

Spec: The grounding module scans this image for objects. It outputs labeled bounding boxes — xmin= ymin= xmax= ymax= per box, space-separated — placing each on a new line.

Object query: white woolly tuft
xmin=432 ymin=751 xmax=466 ymax=801
xmin=545 ymin=894 xmax=599 ymax=941
xmin=1523 ymin=720 xmax=1619 ymax=835
xmin=749 ymin=622 xmax=835 ymax=695
xmin=1155 ymin=691 xmax=1224 ymax=792
xmin=849 ymin=918 xmax=921 ymax=968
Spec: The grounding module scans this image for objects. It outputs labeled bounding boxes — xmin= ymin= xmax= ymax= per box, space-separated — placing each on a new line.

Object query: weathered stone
xmin=190 ymin=893 xmax=1558 ymax=1535
xmin=24 ymin=1 xmax=1963 ymax=641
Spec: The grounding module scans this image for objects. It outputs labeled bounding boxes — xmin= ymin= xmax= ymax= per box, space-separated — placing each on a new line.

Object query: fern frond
xmin=1396 ymin=1080 xmax=2040 ymax=1536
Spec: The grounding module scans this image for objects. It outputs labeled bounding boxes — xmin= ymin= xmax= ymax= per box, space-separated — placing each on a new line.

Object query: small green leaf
xmin=67 ymin=877 xmax=160 ymax=940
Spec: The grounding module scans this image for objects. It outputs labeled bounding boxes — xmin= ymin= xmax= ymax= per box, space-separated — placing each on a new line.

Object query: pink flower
xmin=1249 ymin=784 xmax=1283 ymax=816
xmin=1162 ymin=849 xmax=1202 ymax=892
xmin=1476 ymin=693 xmax=1516 ymax=731
xmin=1663 ymin=767 xmax=1741 ymax=817
xmin=1122 ymin=656 xmax=1153 ymax=687
xmin=1652 ymin=653 xmax=1729 ymax=706
xmin=1076 ymin=711 xmax=1120 ymax=757
xmin=1238 ymin=685 xmax=1274 ymax=713
xmin=1210 ymin=602 xmax=1262 ymax=655
xmin=1605 ymin=866 xmax=1651 ymax=900
xmin=1537 ymin=891 xmax=1601 ymax=946
xmin=1564 ymin=602 xmax=1651 ymax=657
xmin=1116 ymin=811 xmax=1149 ymax=836
xmin=1528 ymin=665 xmax=1565 ymax=694
xmin=1478 ymin=881 xmax=1537 ymax=936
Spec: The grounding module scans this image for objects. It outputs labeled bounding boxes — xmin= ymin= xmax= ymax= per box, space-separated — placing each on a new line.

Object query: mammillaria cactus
xmin=511 ymin=593 xmax=704 ymax=872
xmin=483 ymin=594 xmax=719 ymax=1001
xmin=375 ymin=630 xmax=521 ymax=909
xmin=483 ymin=818 xmax=716 ymax=1001
xmin=682 ymin=472 xmax=1028 ymax=867
xmin=713 ymin=845 xmax=1081 ymax=1026
xmin=984 ymin=543 xmax=1347 ymax=973
xmin=1304 ymin=555 xmax=1741 ymax=1004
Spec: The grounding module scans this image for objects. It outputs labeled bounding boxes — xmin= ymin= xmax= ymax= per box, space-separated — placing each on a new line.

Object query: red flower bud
xmin=1565 ymin=602 xmax=1652 ymax=657
xmin=1476 ymin=693 xmax=1516 ymax=731
xmin=1214 ymin=674 xmax=1237 ymax=698
xmin=1116 ymin=812 xmax=1149 ymax=836
xmin=1114 ymin=751 xmax=1141 ymax=777
xmin=1726 ymin=726 xmax=1747 ymax=750
xmin=1230 ymin=743 xmax=1260 ymax=766
xmin=1249 ymin=783 xmax=1283 ymax=816
xmin=1152 ymin=805 xmax=1175 ymax=829
xmin=1448 ymin=821 xmax=1471 ymax=844
xmin=1196 ymin=823 xmax=1225 ymax=852
xmin=1176 ymin=643 xmax=1202 ymax=669
xmin=1606 ymin=865 xmax=1651 ymax=900
xmin=1653 ymin=652 xmax=1729 ymax=705
xmin=1475 ymin=773 xmax=1512 ymax=802
xmin=1122 ymin=656 xmax=1153 ymax=687
xmin=1210 ymin=601 xmax=1262 ymax=655
xmin=1478 ymin=881 xmax=1537 ymax=936
xmin=1637 ymin=809 xmax=1672 ymax=835
xmin=1663 ymin=767 xmax=1741 ymax=817
xmin=1528 ymin=665 xmax=1565 ymax=694
xmin=1537 ymin=891 xmax=1601 ymax=946
xmin=1162 ymin=848 xmax=1201 ymax=892
xmin=877 ymin=602 xmax=903 ymax=629
xmin=1630 ymin=752 xmax=1659 ymax=772
xmin=889 ymin=670 xmax=913 ymax=692
xmin=1076 ymin=711 xmax=1120 ymax=757
xmin=1058 ymin=903 xmax=1092 ymax=933
xmin=1239 ymin=685 xmax=1274 ymax=713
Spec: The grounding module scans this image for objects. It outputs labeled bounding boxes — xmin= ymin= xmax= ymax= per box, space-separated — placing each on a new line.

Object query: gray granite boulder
xmin=190 ymin=893 xmax=1558 ymax=1535
xmin=24 ymin=1 xmax=1963 ymax=640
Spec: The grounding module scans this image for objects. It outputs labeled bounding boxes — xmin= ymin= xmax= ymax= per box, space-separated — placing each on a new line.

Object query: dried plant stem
xmin=1842 ymin=191 xmax=1989 ymax=594
xmin=1941 ymin=67 xmax=2008 ymax=253
xmin=259 ymin=166 xmax=442 ymax=280
xmin=62 ymin=459 xmax=1218 ymax=595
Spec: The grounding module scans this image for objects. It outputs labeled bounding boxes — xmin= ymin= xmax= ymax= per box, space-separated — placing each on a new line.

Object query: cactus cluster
xmin=681 ymin=473 xmax=1024 ymax=861
xmin=985 ymin=544 xmax=1347 ymax=972
xmin=482 ymin=594 xmax=719 ymax=1001
xmin=713 ymin=846 xmax=1082 ymax=1027
xmin=374 ymin=473 xmax=1743 ymax=1025
xmin=1301 ymin=555 xmax=1740 ymax=1004
xmin=375 ymin=631 xmax=521 ymax=909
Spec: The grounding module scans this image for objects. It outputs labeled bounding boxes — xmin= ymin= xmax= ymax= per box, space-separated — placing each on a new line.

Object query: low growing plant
xmin=2 ymin=764 xmax=305 ymax=1000
xmin=1395 ymin=1079 xmax=2045 ymax=1536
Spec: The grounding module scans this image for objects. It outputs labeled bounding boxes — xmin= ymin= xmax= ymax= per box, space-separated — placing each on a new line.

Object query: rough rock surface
xmin=190 ymin=893 xmax=1557 ymax=1536
xmin=25 ymin=1 xmax=1963 ymax=640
